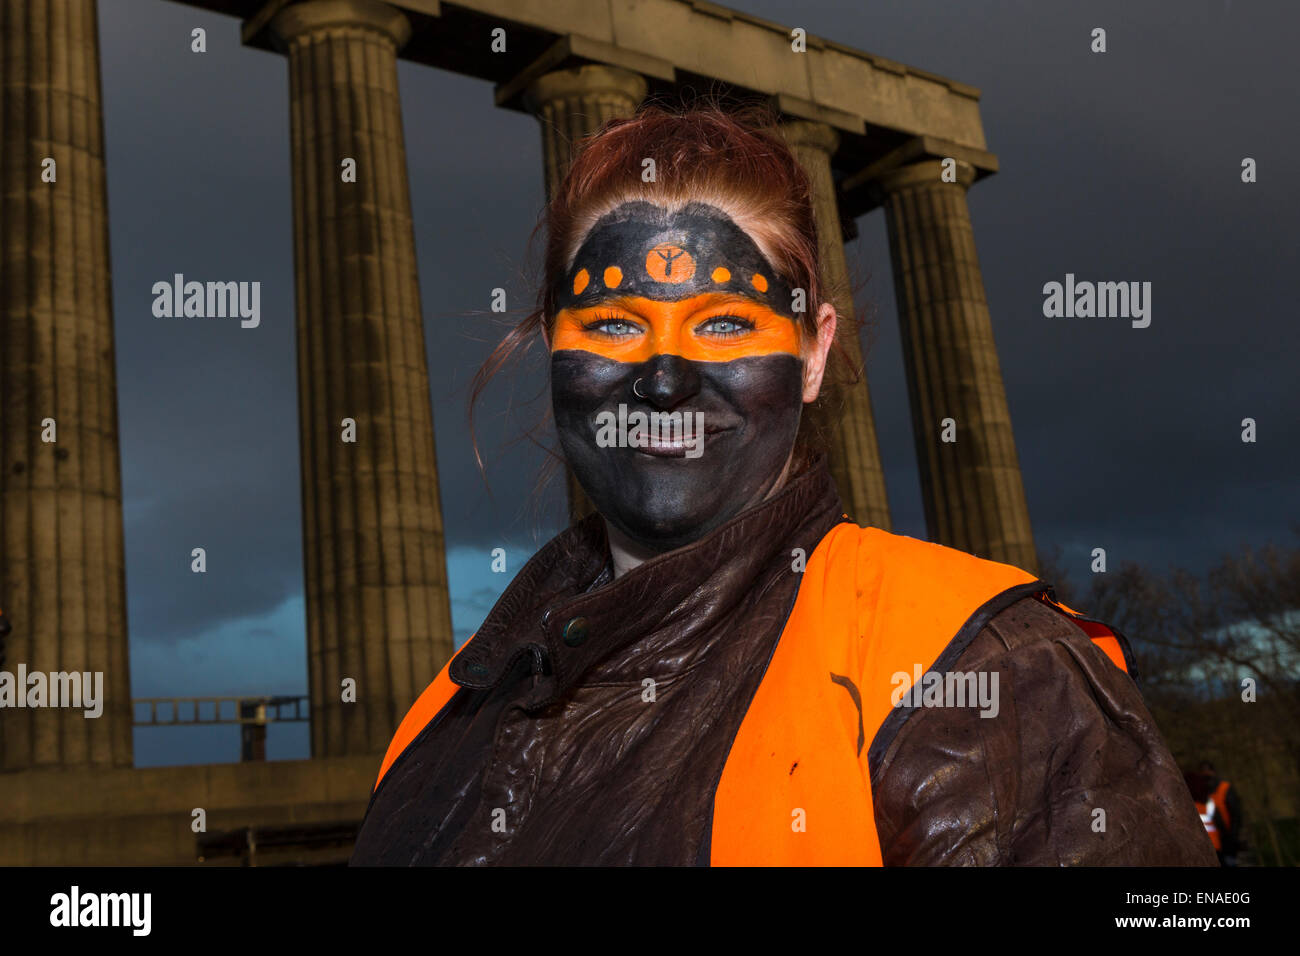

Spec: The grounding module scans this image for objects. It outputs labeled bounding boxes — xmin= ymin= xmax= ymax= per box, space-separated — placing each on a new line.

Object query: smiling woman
xmin=348 ymin=104 xmax=1217 ymax=867
xmin=548 ymin=199 xmax=825 ymax=557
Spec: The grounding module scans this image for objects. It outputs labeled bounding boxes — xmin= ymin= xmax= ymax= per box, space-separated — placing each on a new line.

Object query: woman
xmin=350 ymin=105 xmax=1216 ymax=866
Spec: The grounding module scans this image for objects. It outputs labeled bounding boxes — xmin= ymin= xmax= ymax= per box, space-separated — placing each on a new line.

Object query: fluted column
xmin=874 ymin=158 xmax=1037 ymax=572
xmin=0 ymin=0 xmax=132 ymax=769
xmin=781 ymin=120 xmax=891 ymax=530
xmin=524 ymin=64 xmax=648 ymax=207
xmin=269 ymin=0 xmax=454 ymax=757
xmin=522 ymin=64 xmax=647 ymax=521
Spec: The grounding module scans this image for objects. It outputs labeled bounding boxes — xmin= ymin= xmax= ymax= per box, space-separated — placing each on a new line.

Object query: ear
xmin=801 ymin=301 xmax=837 ymax=403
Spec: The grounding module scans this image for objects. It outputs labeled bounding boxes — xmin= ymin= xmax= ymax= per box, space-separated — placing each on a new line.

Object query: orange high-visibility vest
xmin=1197 ymin=799 xmax=1221 ymax=849
xmin=372 ymin=524 xmax=1131 ymax=864
xmin=1197 ymin=780 xmax=1232 ymax=850
xmin=1213 ymin=780 xmax=1232 ymax=830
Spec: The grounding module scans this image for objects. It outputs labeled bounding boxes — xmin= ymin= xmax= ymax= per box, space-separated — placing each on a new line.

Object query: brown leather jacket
xmin=351 ymin=453 xmax=1217 ymax=866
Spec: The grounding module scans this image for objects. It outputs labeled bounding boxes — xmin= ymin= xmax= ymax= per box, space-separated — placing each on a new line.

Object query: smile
xmin=633 ymin=426 xmax=734 ymax=459
xmin=592 ymin=404 xmax=741 ymax=461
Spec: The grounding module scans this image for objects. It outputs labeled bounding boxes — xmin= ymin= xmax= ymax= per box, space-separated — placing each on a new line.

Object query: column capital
xmin=522 ymin=64 xmax=647 ymax=115
xmin=780 ymin=119 xmax=839 ymax=156
xmin=865 ymin=158 xmax=976 ymax=212
xmin=841 ymin=135 xmax=996 ymax=215
xmin=877 ymin=157 xmax=977 ymax=192
xmin=269 ymin=0 xmax=411 ymax=51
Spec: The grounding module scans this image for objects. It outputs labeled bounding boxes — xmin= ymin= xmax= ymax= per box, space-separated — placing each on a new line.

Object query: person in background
xmin=1199 ymin=760 xmax=1244 ymax=866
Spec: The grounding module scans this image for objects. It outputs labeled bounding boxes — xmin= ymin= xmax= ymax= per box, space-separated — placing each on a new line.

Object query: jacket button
xmin=466 ymin=661 xmax=489 ymax=678
xmin=562 ymin=616 xmax=588 ymax=647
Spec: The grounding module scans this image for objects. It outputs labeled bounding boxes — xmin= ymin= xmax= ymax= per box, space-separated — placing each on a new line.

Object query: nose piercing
xmin=632 ymin=378 xmax=646 ymax=400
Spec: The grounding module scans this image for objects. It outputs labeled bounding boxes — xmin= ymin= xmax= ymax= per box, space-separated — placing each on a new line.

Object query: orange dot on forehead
xmin=711 ymin=266 xmax=731 ymax=283
xmin=603 ymin=266 xmax=623 ymax=288
xmin=573 ymin=268 xmax=590 ymax=295
xmin=645 ymin=243 xmax=696 ymax=284
xmin=750 ymin=273 xmax=768 ymax=293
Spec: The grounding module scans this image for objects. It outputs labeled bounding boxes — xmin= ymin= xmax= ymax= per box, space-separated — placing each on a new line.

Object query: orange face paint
xmin=551 ymin=292 xmax=801 ymax=364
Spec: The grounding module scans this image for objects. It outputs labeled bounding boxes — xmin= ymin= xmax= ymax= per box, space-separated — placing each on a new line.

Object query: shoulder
xmin=812 ymin=524 xmax=1040 ymax=602
xmin=372 ymin=642 xmax=469 ymax=793
xmin=866 ymin=595 xmax=1103 ymax=780
xmin=807 ymin=523 xmax=1044 ymax=660
xmin=870 ymin=595 xmax=1217 ymax=865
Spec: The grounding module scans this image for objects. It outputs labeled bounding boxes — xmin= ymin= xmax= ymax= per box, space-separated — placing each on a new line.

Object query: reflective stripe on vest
xmin=371 ymin=524 xmax=1133 ymax=865
xmin=1198 ymin=798 xmax=1222 ymax=850
xmin=1212 ymin=780 xmax=1231 ymax=831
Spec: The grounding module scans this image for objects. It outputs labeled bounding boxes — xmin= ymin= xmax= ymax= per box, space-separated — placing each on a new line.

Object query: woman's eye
xmin=586 ymin=318 xmax=640 ymax=337
xmin=698 ymin=316 xmax=754 ymax=337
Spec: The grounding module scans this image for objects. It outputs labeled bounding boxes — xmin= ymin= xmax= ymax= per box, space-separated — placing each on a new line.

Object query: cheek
xmin=703 ymin=355 xmax=804 ymax=423
xmin=551 ymin=350 xmax=629 ymax=411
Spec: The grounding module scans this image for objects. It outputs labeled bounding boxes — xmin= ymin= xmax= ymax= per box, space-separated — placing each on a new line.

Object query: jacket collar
xmin=450 ymin=451 xmax=846 ymax=710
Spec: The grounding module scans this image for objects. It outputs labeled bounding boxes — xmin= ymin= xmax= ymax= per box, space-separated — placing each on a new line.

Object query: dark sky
xmin=98 ymin=0 xmax=1298 ymax=765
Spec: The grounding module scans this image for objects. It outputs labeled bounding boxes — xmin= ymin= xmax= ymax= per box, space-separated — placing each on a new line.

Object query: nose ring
xmin=632 ymin=378 xmax=646 ymax=400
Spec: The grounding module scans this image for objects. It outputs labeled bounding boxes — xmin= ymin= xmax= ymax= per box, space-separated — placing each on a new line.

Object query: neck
xmin=605 ymin=449 xmax=798 ymax=579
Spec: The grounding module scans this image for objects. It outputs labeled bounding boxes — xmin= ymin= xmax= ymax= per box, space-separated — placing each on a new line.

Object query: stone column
xmin=0 ymin=0 xmax=132 ymax=770
xmin=873 ymin=159 xmax=1037 ymax=572
xmin=781 ymin=121 xmax=891 ymax=530
xmin=522 ymin=64 xmax=647 ymax=521
xmin=524 ymin=64 xmax=648 ymax=207
xmin=269 ymin=0 xmax=454 ymax=757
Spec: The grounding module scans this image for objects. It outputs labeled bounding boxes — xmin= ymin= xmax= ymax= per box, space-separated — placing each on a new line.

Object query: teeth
xmin=591 ymin=405 xmax=710 ymax=454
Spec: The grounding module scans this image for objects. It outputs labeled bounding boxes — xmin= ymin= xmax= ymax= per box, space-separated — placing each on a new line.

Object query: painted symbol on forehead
xmin=555 ymin=200 xmax=798 ymax=318
xmin=646 ymin=243 xmax=695 ymax=283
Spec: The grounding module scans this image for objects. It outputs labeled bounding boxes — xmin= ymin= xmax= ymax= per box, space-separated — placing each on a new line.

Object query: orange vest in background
xmin=1197 ymin=780 xmax=1232 ymax=850
xmin=1197 ymin=799 xmax=1220 ymax=849
xmin=1213 ymin=780 xmax=1232 ymax=830
xmin=373 ymin=524 xmax=1131 ymax=865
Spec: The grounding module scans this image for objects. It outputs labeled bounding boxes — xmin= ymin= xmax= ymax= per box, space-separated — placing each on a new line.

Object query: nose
xmin=635 ymin=354 xmax=701 ymax=409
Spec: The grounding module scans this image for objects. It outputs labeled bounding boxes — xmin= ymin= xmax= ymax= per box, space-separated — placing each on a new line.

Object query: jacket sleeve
xmin=869 ymin=596 xmax=1220 ymax=866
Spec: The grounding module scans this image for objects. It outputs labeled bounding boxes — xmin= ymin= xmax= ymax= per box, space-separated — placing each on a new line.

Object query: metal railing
xmin=133 ymin=695 xmax=309 ymax=761
xmin=132 ymin=695 xmax=308 ymax=726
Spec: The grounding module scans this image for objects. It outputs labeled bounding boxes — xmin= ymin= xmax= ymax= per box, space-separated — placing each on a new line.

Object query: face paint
xmin=550 ymin=200 xmax=806 ymax=553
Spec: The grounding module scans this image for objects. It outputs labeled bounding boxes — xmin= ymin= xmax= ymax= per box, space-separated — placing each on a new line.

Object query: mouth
xmin=632 ymin=425 xmax=734 ymax=459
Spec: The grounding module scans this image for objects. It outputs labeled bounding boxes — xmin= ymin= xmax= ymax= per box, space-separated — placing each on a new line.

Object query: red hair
xmin=470 ymin=100 xmax=862 ymax=482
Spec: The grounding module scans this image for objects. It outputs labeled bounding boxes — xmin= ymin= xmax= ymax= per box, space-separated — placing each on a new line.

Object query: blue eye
xmin=699 ymin=315 xmax=754 ymax=338
xmin=584 ymin=314 xmax=642 ymax=338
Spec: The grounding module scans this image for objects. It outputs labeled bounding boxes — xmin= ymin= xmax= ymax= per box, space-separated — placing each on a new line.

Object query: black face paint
xmin=553 ymin=200 xmax=798 ymax=317
xmin=550 ymin=201 xmax=806 ymax=554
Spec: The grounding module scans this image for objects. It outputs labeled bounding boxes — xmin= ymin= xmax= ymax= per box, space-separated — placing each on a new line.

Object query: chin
xmin=566 ymin=439 xmax=789 ymax=552
xmin=590 ymin=464 xmax=733 ymax=552
xmin=608 ymin=510 xmax=719 ymax=554
xmin=588 ymin=482 xmax=718 ymax=549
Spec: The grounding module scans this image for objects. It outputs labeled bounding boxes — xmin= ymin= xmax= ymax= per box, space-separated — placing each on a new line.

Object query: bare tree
xmin=1038 ymin=529 xmax=1300 ymax=865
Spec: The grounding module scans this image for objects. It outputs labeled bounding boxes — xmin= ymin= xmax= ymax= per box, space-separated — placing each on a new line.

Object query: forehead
xmin=566 ymin=199 xmax=769 ymax=262
xmin=554 ymin=200 xmax=795 ymax=317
